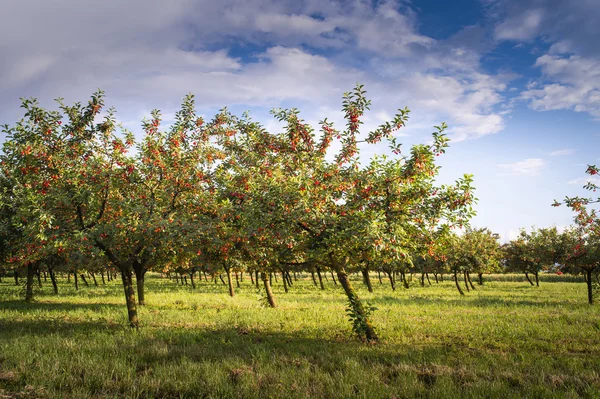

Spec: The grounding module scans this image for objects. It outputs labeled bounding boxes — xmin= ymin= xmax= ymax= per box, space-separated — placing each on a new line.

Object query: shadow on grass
xmin=0 ymin=300 xmax=124 ymax=313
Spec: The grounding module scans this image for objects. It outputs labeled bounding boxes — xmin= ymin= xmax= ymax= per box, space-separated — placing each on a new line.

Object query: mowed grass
xmin=1 ymin=273 xmax=599 ymax=398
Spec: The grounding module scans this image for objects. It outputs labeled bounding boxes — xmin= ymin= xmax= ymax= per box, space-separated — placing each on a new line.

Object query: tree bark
xmin=261 ymin=272 xmax=276 ymax=308
xmin=121 ymin=268 xmax=139 ymax=328
xmin=134 ymin=265 xmax=146 ymax=305
xmin=281 ymin=271 xmax=288 ymax=293
xmin=361 ymin=268 xmax=373 ymax=293
xmin=478 ymin=273 xmax=484 ymax=285
xmin=385 ymin=271 xmax=396 ymax=291
xmin=454 ymin=270 xmax=465 ymax=295
xmin=49 ymin=268 xmax=59 ymax=295
xmin=420 ymin=273 xmax=425 ymax=287
xmin=225 ymin=264 xmax=235 ymax=297
xmin=235 ymin=272 xmax=240 ymax=288
xmin=311 ymin=271 xmax=318 ymax=286
xmin=377 ymin=270 xmax=383 ymax=285
xmin=100 ymin=271 xmax=106 ymax=285
xmin=534 ymin=271 xmax=539 ymax=287
xmin=90 ymin=272 xmax=98 ymax=286
xmin=316 ymin=268 xmax=325 ymax=290
xmin=330 ymin=271 xmax=337 ymax=285
xmin=80 ymin=274 xmax=89 ymax=287
xmin=586 ymin=269 xmax=593 ymax=305
xmin=463 ymin=271 xmax=470 ymax=292
xmin=36 ymin=270 xmax=42 ymax=288
xmin=190 ymin=271 xmax=196 ymax=289
xmin=255 ymin=270 xmax=260 ymax=289
xmin=467 ymin=272 xmax=476 ymax=290
xmin=525 ymin=272 xmax=534 ymax=286
xmin=401 ymin=271 xmax=409 ymax=289
xmin=336 ymin=268 xmax=378 ymax=342
xmin=14 ymin=270 xmax=19 ymax=286
xmin=74 ymin=272 xmax=79 ymax=290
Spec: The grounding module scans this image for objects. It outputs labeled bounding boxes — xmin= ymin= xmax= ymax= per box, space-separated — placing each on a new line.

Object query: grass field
xmin=1 ymin=273 xmax=599 ymax=398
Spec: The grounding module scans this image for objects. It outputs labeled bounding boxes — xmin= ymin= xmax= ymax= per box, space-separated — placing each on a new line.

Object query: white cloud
xmin=494 ymin=8 xmax=543 ymax=41
xmin=521 ymin=54 xmax=600 ymax=118
xmin=498 ymin=158 xmax=545 ymax=176
xmin=550 ymin=149 xmax=575 ymax=157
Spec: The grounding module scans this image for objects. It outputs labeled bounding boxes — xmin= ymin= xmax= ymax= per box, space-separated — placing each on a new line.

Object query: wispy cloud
xmin=498 ymin=158 xmax=545 ymax=176
xmin=550 ymin=149 xmax=575 ymax=156
xmin=568 ymin=176 xmax=600 ymax=185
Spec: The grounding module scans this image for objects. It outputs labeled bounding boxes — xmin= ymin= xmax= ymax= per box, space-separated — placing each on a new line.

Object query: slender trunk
xmin=261 ymin=272 xmax=276 ymax=308
xmin=281 ymin=271 xmax=288 ymax=293
xmin=293 ymin=272 xmax=298 ymax=281
xmin=121 ymin=268 xmax=139 ymax=328
xmin=134 ymin=267 xmax=146 ymax=306
xmin=420 ymin=273 xmax=425 ymax=287
xmin=463 ymin=271 xmax=470 ymax=292
xmin=467 ymin=272 xmax=476 ymax=290
xmin=255 ymin=270 xmax=260 ymax=289
xmin=336 ymin=268 xmax=378 ymax=342
xmin=36 ymin=270 xmax=42 ymax=288
xmin=402 ymin=271 xmax=409 ymax=289
xmin=250 ymin=271 xmax=255 ymax=286
xmin=225 ymin=265 xmax=235 ymax=297
xmin=190 ymin=272 xmax=196 ymax=289
xmin=219 ymin=274 xmax=226 ymax=286
xmin=426 ymin=273 xmax=432 ymax=286
xmin=586 ymin=269 xmax=593 ymax=305
xmin=25 ymin=262 xmax=36 ymax=302
xmin=49 ymin=268 xmax=58 ymax=295
xmin=269 ymin=273 xmax=273 ymax=286
xmin=525 ymin=272 xmax=534 ymax=286
xmin=386 ymin=271 xmax=396 ymax=291
xmin=274 ymin=273 xmax=278 ymax=283
xmin=43 ymin=270 xmax=47 ymax=282
xmin=478 ymin=273 xmax=484 ymax=285
xmin=235 ymin=272 xmax=240 ymax=288
xmin=454 ymin=270 xmax=465 ymax=295
xmin=183 ymin=275 xmax=188 ymax=285
xmin=316 ymin=268 xmax=325 ymax=290
xmin=534 ymin=271 xmax=539 ymax=287
xmin=361 ymin=268 xmax=373 ymax=293
xmin=330 ymin=271 xmax=337 ymax=285
xmin=440 ymin=273 xmax=444 ymax=282
xmin=175 ymin=274 xmax=180 ymax=284
xmin=74 ymin=272 xmax=79 ymax=290
xmin=286 ymin=271 xmax=293 ymax=287
xmin=90 ymin=272 xmax=98 ymax=286
xmin=101 ymin=271 xmax=106 ymax=285
xmin=203 ymin=271 xmax=208 ymax=282
xmin=14 ymin=270 xmax=19 ymax=286
xmin=377 ymin=270 xmax=383 ymax=284
xmin=80 ymin=274 xmax=89 ymax=287
xmin=311 ymin=271 xmax=318 ymax=287
xmin=434 ymin=273 xmax=438 ymax=284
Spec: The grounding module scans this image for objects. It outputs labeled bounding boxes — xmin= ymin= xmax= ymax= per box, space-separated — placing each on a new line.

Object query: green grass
xmin=1 ymin=273 xmax=599 ymax=398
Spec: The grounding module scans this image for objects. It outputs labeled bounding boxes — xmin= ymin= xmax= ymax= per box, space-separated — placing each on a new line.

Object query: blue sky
xmin=1 ymin=0 xmax=599 ymax=242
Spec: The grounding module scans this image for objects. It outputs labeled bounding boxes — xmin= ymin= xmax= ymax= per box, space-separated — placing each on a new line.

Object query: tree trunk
xmin=121 ymin=268 xmax=139 ymax=328
xmin=101 ymin=271 xmax=106 ymax=285
xmin=90 ymin=272 xmax=98 ymax=286
xmin=255 ymin=270 xmax=260 ymax=289
xmin=219 ymin=274 xmax=226 ymax=286
xmin=250 ymin=271 xmax=255 ymax=286
xmin=434 ymin=273 xmax=439 ymax=284
xmin=361 ymin=268 xmax=373 ymax=293
xmin=134 ymin=266 xmax=146 ymax=306
xmin=74 ymin=272 xmax=79 ymax=290
xmin=49 ymin=268 xmax=59 ymax=295
xmin=525 ymin=272 xmax=534 ymax=286
xmin=225 ymin=264 xmax=235 ymax=297
xmin=25 ymin=262 xmax=36 ymax=302
xmin=261 ymin=272 xmax=276 ymax=308
xmin=534 ymin=271 xmax=539 ymax=287
xmin=454 ymin=270 xmax=465 ymax=295
xmin=467 ymin=272 xmax=476 ymax=290
xmin=478 ymin=273 xmax=484 ymax=285
xmin=80 ymin=274 xmax=89 ymax=287
xmin=14 ymin=270 xmax=19 ymax=286
xmin=330 ymin=271 xmax=337 ymax=285
xmin=386 ymin=271 xmax=396 ymax=291
xmin=235 ymin=272 xmax=240 ymax=288
xmin=402 ymin=271 xmax=409 ymax=289
xmin=281 ymin=271 xmax=288 ymax=293
xmin=190 ymin=272 xmax=196 ymax=289
xmin=586 ymin=269 xmax=593 ymax=305
xmin=426 ymin=273 xmax=432 ymax=286
xmin=36 ymin=270 xmax=42 ymax=288
xmin=316 ymin=268 xmax=325 ymax=290
xmin=377 ymin=270 xmax=383 ymax=284
xmin=463 ymin=271 xmax=470 ymax=292
xmin=175 ymin=273 xmax=180 ymax=284
xmin=311 ymin=271 xmax=318 ymax=286
xmin=336 ymin=268 xmax=378 ymax=342
xmin=420 ymin=273 xmax=425 ymax=287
